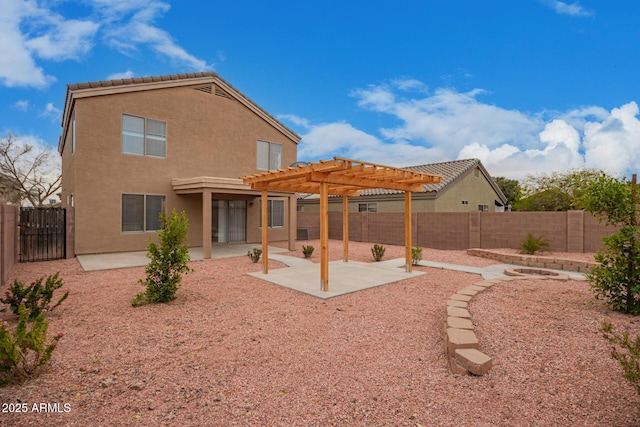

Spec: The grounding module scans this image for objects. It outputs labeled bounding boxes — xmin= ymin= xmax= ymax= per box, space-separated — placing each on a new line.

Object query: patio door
xmin=212 ymin=200 xmax=246 ymax=243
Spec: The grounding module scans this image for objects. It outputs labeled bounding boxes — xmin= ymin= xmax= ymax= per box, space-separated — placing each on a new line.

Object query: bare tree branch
xmin=0 ymin=133 xmax=61 ymax=206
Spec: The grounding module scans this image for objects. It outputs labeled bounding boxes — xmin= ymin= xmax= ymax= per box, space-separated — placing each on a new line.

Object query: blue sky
xmin=2 ymin=0 xmax=639 ymax=180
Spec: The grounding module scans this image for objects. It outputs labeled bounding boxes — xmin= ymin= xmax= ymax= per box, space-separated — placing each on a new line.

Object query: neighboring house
xmin=58 ymin=72 xmax=300 ymax=257
xmin=297 ymin=158 xmax=507 ymax=213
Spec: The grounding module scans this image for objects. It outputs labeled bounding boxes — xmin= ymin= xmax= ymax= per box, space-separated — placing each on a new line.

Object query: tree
xmin=0 ymin=133 xmax=61 ymax=206
xmin=514 ymin=169 xmax=603 ymax=211
xmin=582 ymin=173 xmax=640 ymax=314
xmin=493 ymin=176 xmax=520 ymax=208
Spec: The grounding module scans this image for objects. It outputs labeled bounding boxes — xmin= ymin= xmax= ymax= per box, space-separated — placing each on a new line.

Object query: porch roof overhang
xmin=172 ymin=176 xmax=292 ymax=197
xmin=241 ymin=157 xmax=443 ymax=194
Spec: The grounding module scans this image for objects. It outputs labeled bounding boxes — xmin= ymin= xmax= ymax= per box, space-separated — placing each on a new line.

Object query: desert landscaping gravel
xmin=1 ymin=240 xmax=639 ymax=426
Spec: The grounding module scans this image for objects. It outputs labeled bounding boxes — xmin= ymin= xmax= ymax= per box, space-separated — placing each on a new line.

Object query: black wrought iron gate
xmin=19 ymin=207 xmax=66 ymax=262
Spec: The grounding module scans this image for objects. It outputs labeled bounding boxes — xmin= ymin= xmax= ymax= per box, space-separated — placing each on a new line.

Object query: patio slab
xmin=247 ymin=257 xmax=426 ymax=299
xmin=77 ymin=244 xmax=286 ymax=271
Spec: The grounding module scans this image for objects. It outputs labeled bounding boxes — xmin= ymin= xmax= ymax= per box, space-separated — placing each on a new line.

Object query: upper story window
xmin=257 ymin=140 xmax=282 ymax=170
xmin=71 ymin=111 xmax=76 ymax=154
xmin=122 ymin=114 xmax=166 ymax=158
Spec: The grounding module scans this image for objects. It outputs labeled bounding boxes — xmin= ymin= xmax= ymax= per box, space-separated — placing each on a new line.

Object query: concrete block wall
xmin=297 ymin=210 xmax=615 ymax=253
xmin=0 ymin=204 xmax=19 ymax=285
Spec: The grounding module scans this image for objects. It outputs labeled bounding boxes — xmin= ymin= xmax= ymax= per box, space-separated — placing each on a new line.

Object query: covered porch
xmin=172 ymin=176 xmax=296 ymax=259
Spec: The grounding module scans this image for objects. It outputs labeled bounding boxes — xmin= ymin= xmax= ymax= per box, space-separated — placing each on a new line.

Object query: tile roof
xmin=359 ymin=158 xmax=507 ymax=204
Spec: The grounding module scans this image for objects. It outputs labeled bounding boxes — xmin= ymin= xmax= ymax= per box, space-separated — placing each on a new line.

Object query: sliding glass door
xmin=212 ymin=200 xmax=246 ymax=243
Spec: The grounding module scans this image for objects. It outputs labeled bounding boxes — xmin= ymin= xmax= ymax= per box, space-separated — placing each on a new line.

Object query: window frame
xmin=122 ymin=114 xmax=167 ymax=158
xmin=358 ymin=203 xmax=377 ymax=213
xmin=121 ymin=193 xmax=166 ymax=233
xmin=257 ymin=140 xmax=282 ymax=171
xmin=259 ymin=199 xmax=285 ymax=228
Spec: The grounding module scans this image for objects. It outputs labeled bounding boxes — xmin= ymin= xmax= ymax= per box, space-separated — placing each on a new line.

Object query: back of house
xmin=58 ymin=72 xmax=300 ymax=257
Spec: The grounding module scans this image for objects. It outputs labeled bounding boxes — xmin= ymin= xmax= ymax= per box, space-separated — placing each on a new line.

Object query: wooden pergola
xmin=242 ymin=157 xmax=442 ymax=292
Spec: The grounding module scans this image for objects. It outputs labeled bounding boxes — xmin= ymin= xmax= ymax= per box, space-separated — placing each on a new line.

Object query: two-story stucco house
xmin=58 ymin=72 xmax=300 ymax=258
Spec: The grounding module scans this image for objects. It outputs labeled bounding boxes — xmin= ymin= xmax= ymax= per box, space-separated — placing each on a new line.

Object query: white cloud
xmin=107 ymin=70 xmax=135 ymax=80
xmin=0 ymin=0 xmax=209 ymax=89
xmin=96 ymin=0 xmax=209 ymax=70
xmin=13 ymin=100 xmax=29 ymax=111
xmin=541 ymin=1 xmax=593 ymax=17
xmin=285 ymin=79 xmax=640 ymax=180
xmin=41 ymin=103 xmax=61 ymax=122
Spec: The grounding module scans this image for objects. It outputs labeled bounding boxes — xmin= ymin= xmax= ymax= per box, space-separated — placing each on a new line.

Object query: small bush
xmin=411 ymin=247 xmax=423 ymax=266
xmin=302 ymin=245 xmax=315 ymax=258
xmin=248 ymin=248 xmax=262 ymax=263
xmin=371 ymin=244 xmax=386 ymax=262
xmin=0 ymin=273 xmax=68 ymax=321
xmin=0 ymin=304 xmax=63 ymax=386
xmin=520 ymin=233 xmax=549 ymax=255
xmin=602 ymin=321 xmax=640 ymax=394
xmin=133 ymin=210 xmax=192 ymax=306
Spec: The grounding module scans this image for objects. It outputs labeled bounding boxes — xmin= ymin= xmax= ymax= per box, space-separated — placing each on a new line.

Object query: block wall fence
xmin=297 ymin=210 xmax=617 ymax=253
xmin=0 ymin=204 xmax=19 ymax=285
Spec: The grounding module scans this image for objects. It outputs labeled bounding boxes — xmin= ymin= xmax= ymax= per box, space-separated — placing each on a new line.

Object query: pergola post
xmin=320 ymin=181 xmax=329 ymax=291
xmin=343 ymin=195 xmax=349 ymax=262
xmin=288 ymin=193 xmax=296 ymax=251
xmin=261 ymin=190 xmax=269 ymax=274
xmin=405 ymin=191 xmax=412 ymax=272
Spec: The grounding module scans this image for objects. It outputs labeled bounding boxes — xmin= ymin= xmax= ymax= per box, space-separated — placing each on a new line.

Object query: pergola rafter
xmin=242 ymin=157 xmax=443 ymax=292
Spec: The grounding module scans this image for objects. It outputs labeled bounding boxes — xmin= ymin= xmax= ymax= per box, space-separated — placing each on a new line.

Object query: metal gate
xmin=19 ymin=207 xmax=66 ymax=262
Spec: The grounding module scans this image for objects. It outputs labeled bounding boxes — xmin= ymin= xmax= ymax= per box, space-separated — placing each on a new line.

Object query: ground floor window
xmin=259 ymin=199 xmax=284 ymax=228
xmin=122 ymin=194 xmax=165 ymax=232
xmin=358 ymin=203 xmax=377 ymax=212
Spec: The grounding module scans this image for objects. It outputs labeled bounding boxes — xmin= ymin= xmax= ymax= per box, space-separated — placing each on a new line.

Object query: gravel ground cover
xmin=0 ymin=240 xmax=638 ymax=426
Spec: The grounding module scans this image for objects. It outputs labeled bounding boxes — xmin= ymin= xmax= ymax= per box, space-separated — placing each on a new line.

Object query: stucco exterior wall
xmin=61 ymin=84 xmax=297 ymax=255
xmin=434 ymin=168 xmax=502 ymax=212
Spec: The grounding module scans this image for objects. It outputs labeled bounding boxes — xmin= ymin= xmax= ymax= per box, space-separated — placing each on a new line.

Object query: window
xmin=257 ymin=140 xmax=282 ymax=170
xmin=122 ymin=194 xmax=165 ymax=232
xmin=122 ymin=114 xmax=166 ymax=157
xmin=259 ymin=199 xmax=284 ymax=228
xmin=358 ymin=203 xmax=377 ymax=212
xmin=461 ymin=200 xmax=469 ymax=205
xmin=71 ymin=111 xmax=76 ymax=154
xmin=478 ymin=204 xmax=489 ymax=212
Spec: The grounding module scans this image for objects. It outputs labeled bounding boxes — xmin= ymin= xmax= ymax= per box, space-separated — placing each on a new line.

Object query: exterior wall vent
xmin=214 ymin=86 xmax=232 ymax=99
xmin=194 ymin=85 xmax=212 ymax=94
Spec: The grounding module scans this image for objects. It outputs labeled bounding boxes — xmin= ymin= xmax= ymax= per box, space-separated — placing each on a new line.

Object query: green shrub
xmin=0 ymin=273 xmax=68 ymax=321
xmin=520 ymin=233 xmax=549 ymax=255
xmin=302 ymin=245 xmax=315 ymax=258
xmin=371 ymin=244 xmax=386 ymax=262
xmin=0 ymin=304 xmax=63 ymax=386
xmin=133 ymin=210 xmax=193 ymax=306
xmin=248 ymin=248 xmax=262 ymax=263
xmin=411 ymin=247 xmax=423 ymax=266
xmin=602 ymin=321 xmax=640 ymax=394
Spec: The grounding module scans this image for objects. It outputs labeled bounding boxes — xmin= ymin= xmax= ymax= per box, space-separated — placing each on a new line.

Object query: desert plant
xmin=248 ymin=248 xmax=262 ymax=263
xmin=0 ymin=304 xmax=63 ymax=386
xmin=133 ymin=210 xmax=192 ymax=306
xmin=0 ymin=273 xmax=68 ymax=321
xmin=371 ymin=244 xmax=386 ymax=262
xmin=302 ymin=245 xmax=315 ymax=258
xmin=411 ymin=246 xmax=423 ymax=266
xmin=520 ymin=233 xmax=549 ymax=255
xmin=582 ymin=173 xmax=640 ymax=314
xmin=602 ymin=321 xmax=640 ymax=394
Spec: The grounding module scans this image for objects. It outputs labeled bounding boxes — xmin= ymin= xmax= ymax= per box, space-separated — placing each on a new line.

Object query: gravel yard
xmin=1 ymin=240 xmax=638 ymax=426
